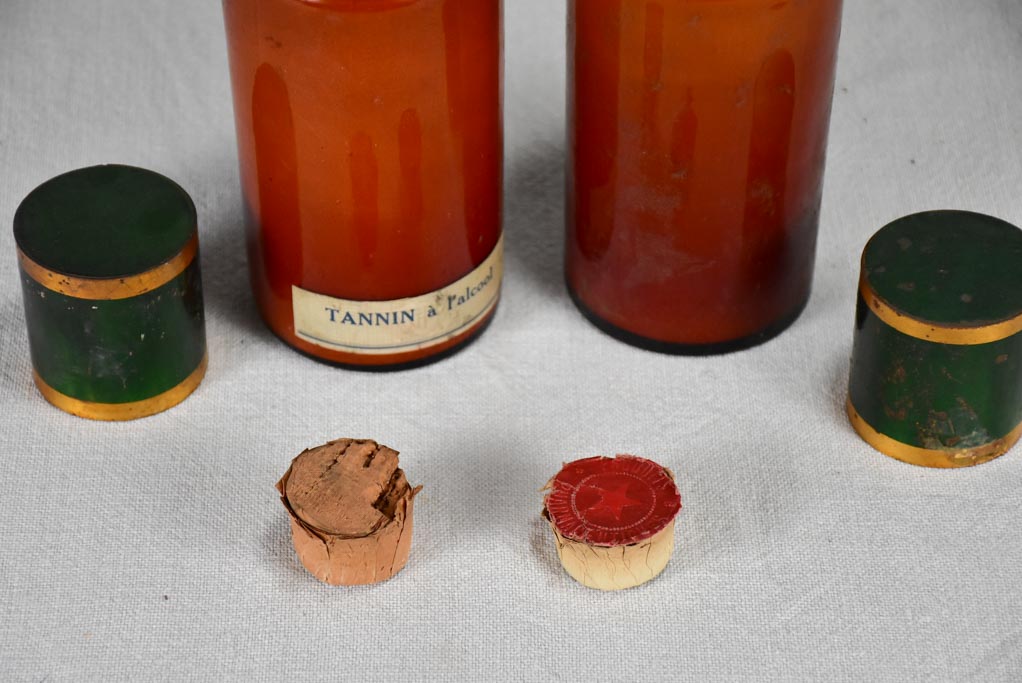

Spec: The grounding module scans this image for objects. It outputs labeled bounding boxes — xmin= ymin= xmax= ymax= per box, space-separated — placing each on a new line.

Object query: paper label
xmin=292 ymin=236 xmax=503 ymax=355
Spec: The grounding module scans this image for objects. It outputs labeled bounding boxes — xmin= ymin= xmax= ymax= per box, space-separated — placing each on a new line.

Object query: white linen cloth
xmin=1 ymin=0 xmax=1021 ymax=680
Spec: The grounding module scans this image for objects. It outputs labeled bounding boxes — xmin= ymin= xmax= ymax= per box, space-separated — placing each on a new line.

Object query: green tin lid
xmin=861 ymin=210 xmax=1022 ymax=339
xmin=14 ymin=165 xmax=207 ymax=421
xmin=14 ymin=164 xmax=196 ymax=279
xmin=849 ymin=210 xmax=1022 ymax=468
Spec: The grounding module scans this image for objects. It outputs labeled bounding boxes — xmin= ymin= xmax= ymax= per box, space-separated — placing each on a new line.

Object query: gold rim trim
xmin=846 ymin=398 xmax=1021 ymax=469
xmin=18 ymin=235 xmax=198 ymax=301
xmin=33 ymin=354 xmax=208 ymax=421
xmin=859 ymin=275 xmax=1022 ymax=346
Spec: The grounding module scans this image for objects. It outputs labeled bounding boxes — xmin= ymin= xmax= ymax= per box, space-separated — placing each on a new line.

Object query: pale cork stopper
xmin=542 ymin=455 xmax=682 ymax=591
xmin=545 ymin=514 xmax=676 ymax=591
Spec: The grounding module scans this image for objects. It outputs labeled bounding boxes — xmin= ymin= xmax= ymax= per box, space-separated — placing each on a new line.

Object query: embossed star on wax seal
xmin=542 ymin=454 xmax=683 ymax=591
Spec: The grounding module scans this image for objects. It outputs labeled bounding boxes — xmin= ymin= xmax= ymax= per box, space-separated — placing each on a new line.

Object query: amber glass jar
xmin=223 ymin=0 xmax=503 ymax=368
xmin=567 ymin=0 xmax=843 ymax=353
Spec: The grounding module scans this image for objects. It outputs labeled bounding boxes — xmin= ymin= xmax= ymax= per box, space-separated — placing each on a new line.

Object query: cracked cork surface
xmin=277 ymin=439 xmax=421 ymax=586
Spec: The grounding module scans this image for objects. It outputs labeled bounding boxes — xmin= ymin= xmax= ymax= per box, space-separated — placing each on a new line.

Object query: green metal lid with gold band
xmin=14 ymin=165 xmax=207 ymax=421
xmin=848 ymin=210 xmax=1022 ymax=468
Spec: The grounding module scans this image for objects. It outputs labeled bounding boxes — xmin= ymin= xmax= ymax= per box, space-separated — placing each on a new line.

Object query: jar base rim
xmin=846 ymin=399 xmax=1020 ymax=469
xmin=566 ymin=282 xmax=810 ymax=356
xmin=33 ymin=353 xmax=208 ymax=421
xmin=264 ymin=307 xmax=498 ymax=372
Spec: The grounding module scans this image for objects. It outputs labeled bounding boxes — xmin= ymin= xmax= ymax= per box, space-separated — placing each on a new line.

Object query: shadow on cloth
xmin=199 ymin=185 xmax=269 ymax=340
xmin=262 ymin=516 xmax=310 ymax=584
xmin=0 ymin=293 xmax=34 ymax=400
xmin=504 ymin=141 xmax=568 ymax=299
xmin=994 ymin=0 xmax=1022 ymax=29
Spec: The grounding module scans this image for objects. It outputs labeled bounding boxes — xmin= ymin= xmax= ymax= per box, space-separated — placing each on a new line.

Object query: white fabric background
xmin=2 ymin=0 xmax=1021 ymax=680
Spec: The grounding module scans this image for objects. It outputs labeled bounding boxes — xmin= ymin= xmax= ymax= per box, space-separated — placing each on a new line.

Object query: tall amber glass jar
xmin=223 ymin=0 xmax=503 ymax=368
xmin=567 ymin=1 xmax=843 ymax=353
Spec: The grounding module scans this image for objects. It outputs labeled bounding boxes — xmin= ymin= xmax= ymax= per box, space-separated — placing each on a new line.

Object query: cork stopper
xmin=277 ymin=439 xmax=422 ymax=586
xmin=542 ymin=454 xmax=682 ymax=591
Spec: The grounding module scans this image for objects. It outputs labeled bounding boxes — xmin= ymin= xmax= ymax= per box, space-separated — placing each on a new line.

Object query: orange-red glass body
xmin=568 ymin=0 xmax=843 ymax=352
xmin=223 ymin=0 xmax=503 ymax=367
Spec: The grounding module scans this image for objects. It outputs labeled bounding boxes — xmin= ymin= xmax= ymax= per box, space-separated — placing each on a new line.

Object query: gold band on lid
xmin=859 ymin=274 xmax=1022 ymax=346
xmin=18 ymin=235 xmax=199 ymax=301
xmin=33 ymin=354 xmax=208 ymax=421
xmin=846 ymin=398 xmax=1022 ymax=469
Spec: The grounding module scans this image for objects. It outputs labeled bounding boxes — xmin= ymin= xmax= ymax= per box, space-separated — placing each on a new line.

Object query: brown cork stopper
xmin=276 ymin=439 xmax=422 ymax=586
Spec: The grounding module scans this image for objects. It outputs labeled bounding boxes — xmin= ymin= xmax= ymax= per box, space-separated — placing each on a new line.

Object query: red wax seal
xmin=544 ymin=455 xmax=682 ymax=547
